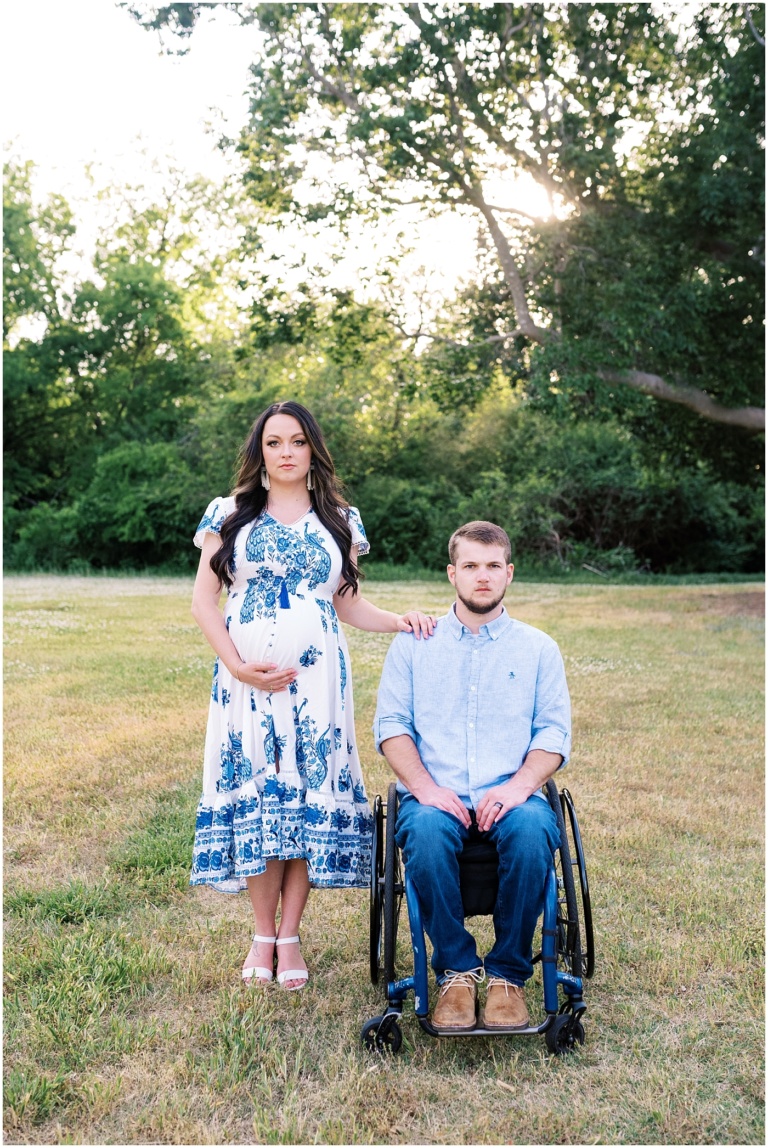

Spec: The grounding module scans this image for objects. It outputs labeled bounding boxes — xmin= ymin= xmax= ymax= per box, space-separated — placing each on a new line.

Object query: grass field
xmin=3 ymin=574 xmax=764 ymax=1145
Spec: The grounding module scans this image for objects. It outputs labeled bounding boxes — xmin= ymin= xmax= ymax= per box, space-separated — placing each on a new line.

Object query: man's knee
xmin=494 ymin=797 xmax=559 ymax=861
xmin=395 ymin=798 xmax=464 ymax=869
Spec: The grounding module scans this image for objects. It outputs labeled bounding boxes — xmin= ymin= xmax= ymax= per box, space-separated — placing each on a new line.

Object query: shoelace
xmin=439 ymin=967 xmax=486 ymax=996
xmin=486 ymin=976 xmax=524 ymax=997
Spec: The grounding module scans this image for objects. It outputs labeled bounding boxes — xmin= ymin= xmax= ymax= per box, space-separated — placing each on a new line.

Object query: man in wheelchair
xmin=374 ymin=521 xmax=571 ymax=1033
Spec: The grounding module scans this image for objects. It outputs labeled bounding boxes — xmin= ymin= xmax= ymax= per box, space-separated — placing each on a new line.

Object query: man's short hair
xmin=448 ymin=521 xmax=512 ymax=565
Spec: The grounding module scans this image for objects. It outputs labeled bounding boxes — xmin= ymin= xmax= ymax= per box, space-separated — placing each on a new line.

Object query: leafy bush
xmin=640 ymin=473 xmax=765 ymax=573
xmin=453 ymin=415 xmax=764 ymax=574
xmin=5 ymin=382 xmax=762 ymax=577
xmin=351 ymin=474 xmax=464 ymax=568
xmin=75 ymin=441 xmax=208 ymax=570
xmin=9 ymin=503 xmax=81 ymax=571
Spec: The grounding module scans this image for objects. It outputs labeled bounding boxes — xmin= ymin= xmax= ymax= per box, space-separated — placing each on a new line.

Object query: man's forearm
xmin=508 ymin=749 xmax=563 ymax=800
xmin=380 ymin=734 xmax=435 ymax=800
xmin=381 ymin=734 xmax=471 ymax=826
xmin=475 ymin=748 xmax=563 ymax=830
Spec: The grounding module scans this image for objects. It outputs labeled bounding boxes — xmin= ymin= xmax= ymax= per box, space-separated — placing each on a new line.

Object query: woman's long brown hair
xmin=209 ymin=401 xmax=360 ymax=595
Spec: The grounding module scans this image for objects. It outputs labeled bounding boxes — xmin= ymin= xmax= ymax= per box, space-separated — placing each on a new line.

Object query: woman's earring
xmin=261 ymin=467 xmax=270 ymax=491
xmin=306 ymin=466 xmax=313 ymax=491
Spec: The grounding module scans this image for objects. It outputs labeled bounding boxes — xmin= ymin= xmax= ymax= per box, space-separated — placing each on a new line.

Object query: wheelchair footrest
xmin=418 ymin=1015 xmax=553 ymax=1039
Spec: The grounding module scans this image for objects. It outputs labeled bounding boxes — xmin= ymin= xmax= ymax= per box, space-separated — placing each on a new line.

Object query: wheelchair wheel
xmin=361 ymin=1013 xmax=403 ymax=1054
xmin=545 ymin=1012 xmax=585 ymax=1056
xmin=383 ymin=782 xmax=403 ymax=985
xmin=561 ymin=788 xmax=595 ymax=979
xmin=369 ymin=794 xmax=384 ymax=984
xmin=545 ymin=780 xmax=584 ymax=979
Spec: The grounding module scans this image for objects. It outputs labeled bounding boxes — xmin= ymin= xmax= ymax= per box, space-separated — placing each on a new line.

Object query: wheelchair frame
xmin=363 ymin=779 xmax=594 ymax=1056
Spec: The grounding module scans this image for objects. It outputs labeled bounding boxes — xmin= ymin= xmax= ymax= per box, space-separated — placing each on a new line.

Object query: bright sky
xmin=2 ymin=0 xmax=255 ymax=198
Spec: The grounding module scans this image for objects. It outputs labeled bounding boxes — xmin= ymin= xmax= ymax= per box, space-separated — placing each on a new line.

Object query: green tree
xmin=129 ymin=2 xmax=764 ymax=433
xmin=3 ymin=160 xmax=252 ymax=561
xmin=3 ymin=156 xmax=74 ymax=343
xmin=4 ymin=159 xmax=78 ymax=520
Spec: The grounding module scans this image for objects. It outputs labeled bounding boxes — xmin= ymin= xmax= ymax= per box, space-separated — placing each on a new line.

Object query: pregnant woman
xmin=190 ymin=400 xmax=435 ymax=990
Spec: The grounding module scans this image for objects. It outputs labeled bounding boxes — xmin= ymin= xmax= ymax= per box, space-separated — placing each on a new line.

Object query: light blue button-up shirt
xmin=374 ymin=604 xmax=571 ymax=808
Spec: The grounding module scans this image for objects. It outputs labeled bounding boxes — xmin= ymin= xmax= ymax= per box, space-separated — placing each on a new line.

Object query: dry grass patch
xmin=3 ymin=575 xmax=764 ymax=1145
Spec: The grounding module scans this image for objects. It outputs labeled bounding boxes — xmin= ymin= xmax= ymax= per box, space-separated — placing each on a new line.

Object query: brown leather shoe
xmin=481 ymin=978 xmax=530 ymax=1029
xmin=432 ymin=969 xmax=484 ymax=1032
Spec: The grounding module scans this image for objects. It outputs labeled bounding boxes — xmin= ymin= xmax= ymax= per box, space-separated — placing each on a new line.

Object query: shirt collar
xmin=446 ymin=603 xmax=512 ymax=641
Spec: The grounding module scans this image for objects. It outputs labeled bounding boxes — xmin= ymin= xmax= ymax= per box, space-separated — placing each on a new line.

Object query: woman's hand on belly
xmin=237 ymin=661 xmax=298 ymax=693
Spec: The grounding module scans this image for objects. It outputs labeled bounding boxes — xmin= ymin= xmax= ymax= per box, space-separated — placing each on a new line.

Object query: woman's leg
xmin=244 ymin=860 xmax=285 ymax=982
xmin=276 ymin=858 xmax=311 ymax=988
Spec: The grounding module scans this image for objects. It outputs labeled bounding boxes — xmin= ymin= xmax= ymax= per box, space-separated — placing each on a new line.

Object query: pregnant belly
xmin=231 ymin=598 xmax=328 ymax=672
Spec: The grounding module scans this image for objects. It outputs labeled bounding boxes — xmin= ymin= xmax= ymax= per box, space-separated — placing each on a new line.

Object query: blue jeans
xmin=395 ymin=793 xmax=560 ymax=986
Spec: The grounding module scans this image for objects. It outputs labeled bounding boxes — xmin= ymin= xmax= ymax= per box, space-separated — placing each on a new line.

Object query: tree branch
xmin=391 ymin=322 xmax=523 ymax=350
xmin=407 ymin=1 xmax=562 ymax=201
xmin=485 ymin=202 xmax=544 ymax=224
xmin=744 ymin=5 xmax=766 ymax=47
xmin=467 ymin=189 xmax=551 ymax=344
xmin=390 ymin=320 xmax=764 ymax=430
xmin=595 ymin=369 xmax=765 ymax=431
xmin=302 ymin=53 xmax=362 ymax=113
xmin=499 ymin=5 xmax=534 ymax=48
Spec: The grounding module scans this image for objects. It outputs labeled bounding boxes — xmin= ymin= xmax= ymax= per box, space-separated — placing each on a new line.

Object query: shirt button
xmin=469 ymin=723 xmax=474 ymax=728
xmin=470 ymin=686 xmax=476 ymax=691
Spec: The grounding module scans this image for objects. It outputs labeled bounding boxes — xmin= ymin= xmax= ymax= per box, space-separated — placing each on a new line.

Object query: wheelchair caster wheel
xmin=361 ymin=1014 xmax=403 ymax=1054
xmin=545 ymin=1013 xmax=585 ymax=1056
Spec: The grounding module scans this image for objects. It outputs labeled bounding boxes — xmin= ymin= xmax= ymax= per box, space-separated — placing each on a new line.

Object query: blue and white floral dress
xmin=190 ymin=497 xmax=374 ymax=892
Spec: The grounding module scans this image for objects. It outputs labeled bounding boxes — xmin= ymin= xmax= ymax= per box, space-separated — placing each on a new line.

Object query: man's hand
xmin=413 ymin=780 xmax=472 ymax=828
xmin=380 ymin=734 xmax=471 ymax=826
xmin=475 ymin=778 xmax=530 ymax=832
xmin=476 ymin=750 xmax=563 ymax=832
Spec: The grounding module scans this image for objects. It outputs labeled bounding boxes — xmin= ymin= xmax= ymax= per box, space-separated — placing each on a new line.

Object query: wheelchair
xmin=362 ymin=779 xmax=594 ymax=1056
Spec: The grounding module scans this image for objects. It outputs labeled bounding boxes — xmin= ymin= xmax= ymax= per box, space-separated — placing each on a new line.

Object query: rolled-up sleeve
xmin=374 ymin=633 xmax=416 ymax=753
xmin=527 ymin=641 xmax=572 ymax=766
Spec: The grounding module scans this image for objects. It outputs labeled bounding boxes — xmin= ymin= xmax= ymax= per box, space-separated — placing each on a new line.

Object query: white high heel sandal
xmin=241 ymin=934 xmax=276 ymax=984
xmin=275 ymin=935 xmax=309 ymax=991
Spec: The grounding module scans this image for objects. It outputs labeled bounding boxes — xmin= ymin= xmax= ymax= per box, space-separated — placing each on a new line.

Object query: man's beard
xmin=456 ymin=588 xmax=506 ymax=615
